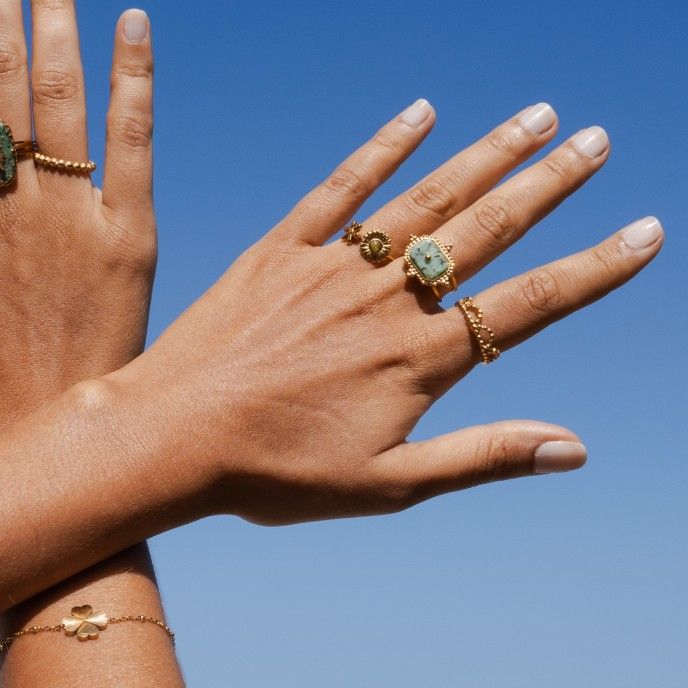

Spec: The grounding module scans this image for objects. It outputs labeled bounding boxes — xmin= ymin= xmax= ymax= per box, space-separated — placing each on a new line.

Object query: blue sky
xmin=64 ymin=0 xmax=688 ymax=685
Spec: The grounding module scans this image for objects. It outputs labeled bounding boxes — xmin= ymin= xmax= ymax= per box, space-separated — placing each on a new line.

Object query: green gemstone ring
xmin=403 ymin=235 xmax=457 ymax=299
xmin=0 ymin=121 xmax=37 ymax=188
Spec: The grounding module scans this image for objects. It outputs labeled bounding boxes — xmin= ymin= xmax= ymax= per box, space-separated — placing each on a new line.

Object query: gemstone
xmin=408 ymin=238 xmax=449 ymax=282
xmin=369 ymin=238 xmax=383 ymax=255
xmin=0 ymin=122 xmax=16 ymax=187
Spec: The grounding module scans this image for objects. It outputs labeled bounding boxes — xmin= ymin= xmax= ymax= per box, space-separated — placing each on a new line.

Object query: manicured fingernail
xmin=519 ymin=102 xmax=556 ymax=134
xmin=572 ymin=126 xmax=609 ymax=158
xmin=400 ymin=99 xmax=433 ymax=127
xmin=534 ymin=441 xmax=587 ymax=474
xmin=621 ymin=216 xmax=663 ymax=249
xmin=123 ymin=9 xmax=148 ymax=44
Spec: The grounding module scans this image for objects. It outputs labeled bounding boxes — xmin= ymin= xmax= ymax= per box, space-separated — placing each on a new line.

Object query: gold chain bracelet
xmin=0 ymin=605 xmax=174 ymax=654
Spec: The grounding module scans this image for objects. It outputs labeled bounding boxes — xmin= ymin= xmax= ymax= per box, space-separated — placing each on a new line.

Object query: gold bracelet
xmin=0 ymin=604 xmax=174 ymax=653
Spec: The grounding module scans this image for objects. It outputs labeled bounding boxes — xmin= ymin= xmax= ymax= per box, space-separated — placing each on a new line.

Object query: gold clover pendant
xmin=403 ymin=235 xmax=457 ymax=299
xmin=63 ymin=605 xmax=109 ymax=641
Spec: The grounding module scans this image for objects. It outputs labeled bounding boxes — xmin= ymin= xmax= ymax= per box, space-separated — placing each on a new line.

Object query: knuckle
xmin=102 ymin=217 xmax=157 ymax=272
xmin=520 ymin=268 xmax=562 ymax=314
xmin=473 ymin=195 xmax=519 ymax=244
xmin=114 ymin=60 xmax=153 ymax=81
xmin=542 ymin=152 xmax=574 ymax=182
xmin=590 ymin=241 xmax=621 ymax=276
xmin=405 ymin=178 xmax=456 ymax=218
xmin=32 ymin=70 xmax=80 ymax=104
xmin=486 ymin=131 xmax=516 ymax=158
xmin=472 ymin=433 xmax=510 ymax=487
xmin=0 ymin=43 xmax=27 ymax=81
xmin=324 ymin=166 xmax=369 ymax=202
xmin=108 ymin=114 xmax=153 ymax=150
xmin=371 ymin=129 xmax=400 ymax=151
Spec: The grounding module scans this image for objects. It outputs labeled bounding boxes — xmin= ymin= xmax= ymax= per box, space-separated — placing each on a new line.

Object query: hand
xmin=0 ymin=0 xmax=155 ymax=426
xmin=112 ymin=99 xmax=663 ymax=525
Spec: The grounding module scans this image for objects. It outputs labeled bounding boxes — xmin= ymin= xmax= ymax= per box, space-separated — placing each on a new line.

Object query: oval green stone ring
xmin=0 ymin=121 xmax=37 ymax=188
xmin=403 ymin=235 xmax=458 ymax=299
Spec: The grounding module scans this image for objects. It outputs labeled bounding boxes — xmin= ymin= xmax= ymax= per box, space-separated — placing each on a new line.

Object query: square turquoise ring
xmin=0 ymin=121 xmax=37 ymax=188
xmin=403 ymin=235 xmax=457 ymax=299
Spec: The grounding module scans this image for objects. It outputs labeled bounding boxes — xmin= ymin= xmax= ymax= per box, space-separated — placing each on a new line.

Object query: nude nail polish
xmin=123 ymin=9 xmax=148 ymax=44
xmin=400 ymin=99 xmax=433 ymax=127
xmin=572 ymin=126 xmax=609 ymax=158
xmin=534 ymin=441 xmax=587 ymax=474
xmin=621 ymin=216 xmax=663 ymax=249
xmin=519 ymin=103 xmax=556 ymax=134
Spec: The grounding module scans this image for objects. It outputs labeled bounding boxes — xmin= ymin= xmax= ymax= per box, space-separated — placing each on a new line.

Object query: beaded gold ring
xmin=456 ymin=297 xmax=500 ymax=364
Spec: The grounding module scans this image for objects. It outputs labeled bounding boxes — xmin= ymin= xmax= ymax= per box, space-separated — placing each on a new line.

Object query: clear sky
xmin=60 ymin=0 xmax=688 ymax=685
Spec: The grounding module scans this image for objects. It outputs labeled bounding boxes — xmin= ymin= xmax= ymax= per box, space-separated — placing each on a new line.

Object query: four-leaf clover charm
xmin=62 ymin=605 xmax=109 ymax=641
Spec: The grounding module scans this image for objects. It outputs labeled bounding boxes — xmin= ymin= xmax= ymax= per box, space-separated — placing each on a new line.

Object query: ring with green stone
xmin=403 ymin=235 xmax=458 ymax=299
xmin=0 ymin=121 xmax=37 ymax=188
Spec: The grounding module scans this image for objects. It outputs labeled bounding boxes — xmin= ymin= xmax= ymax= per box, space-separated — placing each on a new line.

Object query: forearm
xmin=0 ymin=378 xmax=214 ymax=614
xmin=0 ymin=544 xmax=184 ymax=687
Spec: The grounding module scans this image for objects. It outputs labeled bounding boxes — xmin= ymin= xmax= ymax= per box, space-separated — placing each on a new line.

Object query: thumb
xmin=378 ymin=420 xmax=587 ymax=506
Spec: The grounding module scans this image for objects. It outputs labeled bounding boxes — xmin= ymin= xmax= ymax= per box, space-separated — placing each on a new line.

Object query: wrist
xmin=98 ymin=365 xmax=227 ymax=517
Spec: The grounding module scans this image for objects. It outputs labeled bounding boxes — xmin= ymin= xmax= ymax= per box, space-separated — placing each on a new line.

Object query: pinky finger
xmin=102 ymin=9 xmax=154 ymax=224
xmin=470 ymin=216 xmax=664 ymax=355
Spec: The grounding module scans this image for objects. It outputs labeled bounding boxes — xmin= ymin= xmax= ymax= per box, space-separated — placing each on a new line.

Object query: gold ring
xmin=403 ymin=235 xmax=457 ymax=299
xmin=341 ymin=220 xmax=393 ymax=264
xmin=0 ymin=120 xmax=96 ymax=188
xmin=456 ymin=297 xmax=500 ymax=364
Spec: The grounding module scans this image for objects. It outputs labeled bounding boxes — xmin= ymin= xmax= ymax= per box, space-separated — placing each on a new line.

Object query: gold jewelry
xmin=403 ymin=235 xmax=457 ymax=299
xmin=456 ymin=297 xmax=500 ymax=364
xmin=33 ymin=151 xmax=96 ymax=174
xmin=0 ymin=604 xmax=174 ymax=653
xmin=342 ymin=220 xmax=363 ymax=244
xmin=0 ymin=120 xmax=96 ymax=188
xmin=342 ymin=221 xmax=393 ymax=264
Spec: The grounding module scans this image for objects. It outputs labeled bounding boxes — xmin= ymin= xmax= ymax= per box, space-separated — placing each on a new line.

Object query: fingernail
xmin=400 ymin=99 xmax=433 ymax=127
xmin=519 ymin=102 xmax=556 ymax=135
xmin=534 ymin=441 xmax=587 ymax=474
xmin=123 ymin=9 xmax=149 ymax=44
xmin=571 ymin=126 xmax=609 ymax=158
xmin=621 ymin=216 xmax=663 ymax=249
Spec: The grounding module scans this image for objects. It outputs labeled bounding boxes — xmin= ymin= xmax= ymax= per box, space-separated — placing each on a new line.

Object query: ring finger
xmin=30 ymin=0 xmax=89 ymax=171
xmin=413 ymin=216 xmax=664 ymax=383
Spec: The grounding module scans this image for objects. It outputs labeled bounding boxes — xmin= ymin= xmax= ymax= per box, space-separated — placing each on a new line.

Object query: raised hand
xmin=111 ymin=99 xmax=663 ymax=525
xmin=0 ymin=0 xmax=155 ymax=426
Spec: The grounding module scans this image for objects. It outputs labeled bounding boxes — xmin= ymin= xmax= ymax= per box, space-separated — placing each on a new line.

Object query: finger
xmin=434 ymin=126 xmax=611 ymax=282
xmin=365 ymin=103 xmax=558 ymax=245
xmin=281 ymin=99 xmax=435 ymax=245
xmin=471 ymin=216 xmax=664 ymax=354
xmin=30 ymin=0 xmax=88 ymax=164
xmin=0 ymin=0 xmax=35 ymax=183
xmin=376 ymin=421 xmax=586 ymax=507
xmin=102 ymin=9 xmax=154 ymax=223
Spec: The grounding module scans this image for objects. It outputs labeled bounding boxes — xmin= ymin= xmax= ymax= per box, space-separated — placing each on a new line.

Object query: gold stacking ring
xmin=0 ymin=120 xmax=96 ymax=188
xmin=341 ymin=220 xmax=393 ymax=264
xmin=456 ymin=297 xmax=500 ymax=364
xmin=403 ymin=235 xmax=457 ymax=299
